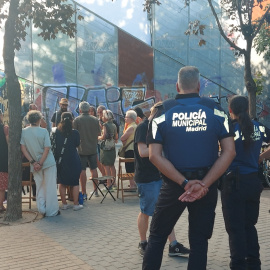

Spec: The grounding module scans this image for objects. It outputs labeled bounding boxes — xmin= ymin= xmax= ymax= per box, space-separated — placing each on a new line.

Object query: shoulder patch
xmin=214 ymin=108 xmax=229 ymax=133
xmin=152 ymin=114 xmax=166 ymax=139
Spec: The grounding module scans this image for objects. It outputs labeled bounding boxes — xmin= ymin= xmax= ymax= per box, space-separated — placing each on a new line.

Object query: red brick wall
xmin=118 ymin=29 xmax=154 ymax=91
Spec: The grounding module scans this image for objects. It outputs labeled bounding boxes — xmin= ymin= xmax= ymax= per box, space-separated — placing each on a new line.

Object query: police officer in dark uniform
xmin=221 ymin=95 xmax=270 ymax=270
xmin=142 ymin=66 xmax=236 ymax=270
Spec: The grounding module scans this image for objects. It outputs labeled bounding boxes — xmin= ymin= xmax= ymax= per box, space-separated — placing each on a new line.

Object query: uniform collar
xmin=175 ymin=93 xmax=200 ymax=99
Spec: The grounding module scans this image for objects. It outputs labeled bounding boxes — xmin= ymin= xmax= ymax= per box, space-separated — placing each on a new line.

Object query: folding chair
xmin=22 ymin=162 xmax=33 ymax=209
xmin=117 ymin=157 xmax=138 ymax=203
xmin=89 ymin=176 xmax=116 ymax=203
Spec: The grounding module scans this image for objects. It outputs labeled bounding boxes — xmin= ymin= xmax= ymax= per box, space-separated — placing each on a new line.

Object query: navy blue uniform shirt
xmin=229 ymin=120 xmax=270 ymax=174
xmin=147 ymin=93 xmax=234 ymax=172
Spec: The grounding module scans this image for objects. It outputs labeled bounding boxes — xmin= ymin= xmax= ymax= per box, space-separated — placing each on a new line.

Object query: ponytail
xmin=237 ymin=111 xmax=254 ymax=148
xmin=58 ymin=112 xmax=73 ymax=137
xmin=229 ymin=95 xmax=254 ymax=149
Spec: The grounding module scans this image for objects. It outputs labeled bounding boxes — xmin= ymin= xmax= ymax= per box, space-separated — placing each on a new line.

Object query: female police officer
xmin=221 ymin=95 xmax=270 ymax=270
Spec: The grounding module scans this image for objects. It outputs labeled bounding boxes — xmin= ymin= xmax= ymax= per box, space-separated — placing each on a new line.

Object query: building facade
xmin=0 ymin=0 xmax=269 ymax=128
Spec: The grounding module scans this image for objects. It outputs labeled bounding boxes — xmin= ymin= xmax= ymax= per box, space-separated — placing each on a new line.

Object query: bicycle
xmin=259 ymin=143 xmax=270 ymax=188
xmin=261 ymin=159 xmax=270 ymax=188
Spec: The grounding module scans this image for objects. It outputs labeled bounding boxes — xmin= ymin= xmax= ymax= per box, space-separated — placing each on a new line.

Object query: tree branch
xmin=208 ymin=0 xmax=245 ymax=54
xmin=247 ymin=0 xmax=254 ymax=25
xmin=236 ymin=0 xmax=245 ymax=28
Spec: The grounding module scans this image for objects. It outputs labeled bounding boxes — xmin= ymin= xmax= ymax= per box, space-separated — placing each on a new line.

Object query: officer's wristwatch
xmin=181 ymin=179 xmax=189 ymax=189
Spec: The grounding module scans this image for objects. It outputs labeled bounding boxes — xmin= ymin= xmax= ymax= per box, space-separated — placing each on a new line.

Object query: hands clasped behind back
xmin=179 ymin=180 xmax=208 ymax=202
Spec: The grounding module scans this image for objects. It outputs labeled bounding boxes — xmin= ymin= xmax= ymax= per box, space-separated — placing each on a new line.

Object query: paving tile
xmin=1 ymin=158 xmax=270 ymax=270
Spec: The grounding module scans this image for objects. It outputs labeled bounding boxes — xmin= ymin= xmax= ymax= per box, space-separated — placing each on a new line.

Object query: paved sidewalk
xmin=1 ymin=149 xmax=270 ymax=270
xmin=1 ymin=186 xmax=270 ymax=270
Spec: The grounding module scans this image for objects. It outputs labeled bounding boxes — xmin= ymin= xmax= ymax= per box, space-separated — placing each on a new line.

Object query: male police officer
xmin=142 ymin=66 xmax=236 ymax=270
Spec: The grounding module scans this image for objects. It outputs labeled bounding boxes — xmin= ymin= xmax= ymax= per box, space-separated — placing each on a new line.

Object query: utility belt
xmin=181 ymin=167 xmax=210 ymax=180
xmin=162 ymin=167 xmax=210 ymax=184
xmin=219 ymin=168 xmax=239 ymax=191
xmin=219 ymin=168 xmax=258 ymax=191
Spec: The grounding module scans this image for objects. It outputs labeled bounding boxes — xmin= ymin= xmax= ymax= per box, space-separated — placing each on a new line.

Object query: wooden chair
xmin=22 ymin=162 xmax=33 ymax=209
xmin=117 ymin=157 xmax=138 ymax=203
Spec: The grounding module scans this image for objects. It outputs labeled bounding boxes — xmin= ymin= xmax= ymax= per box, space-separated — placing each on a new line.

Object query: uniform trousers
xmin=142 ymin=180 xmax=218 ymax=270
xmin=33 ymin=165 xmax=59 ymax=217
xmin=221 ymin=172 xmax=262 ymax=270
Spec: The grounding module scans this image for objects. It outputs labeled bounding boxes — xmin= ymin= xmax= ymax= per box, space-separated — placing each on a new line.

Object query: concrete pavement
xmin=1 ymin=162 xmax=270 ymax=269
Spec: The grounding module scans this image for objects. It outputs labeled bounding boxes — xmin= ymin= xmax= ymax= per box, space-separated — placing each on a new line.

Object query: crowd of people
xmin=1 ymin=66 xmax=270 ymax=269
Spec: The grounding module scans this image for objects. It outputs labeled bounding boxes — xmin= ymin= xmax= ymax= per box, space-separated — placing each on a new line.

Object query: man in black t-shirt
xmin=134 ymin=113 xmax=190 ymax=257
xmin=51 ymin=98 xmax=73 ymax=127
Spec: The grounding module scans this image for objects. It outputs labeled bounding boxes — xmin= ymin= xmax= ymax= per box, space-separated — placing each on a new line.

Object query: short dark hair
xmin=29 ymin=103 xmax=37 ymax=111
xmin=89 ymin=106 xmax=97 ymax=116
xmin=133 ymin=107 xmax=144 ymax=119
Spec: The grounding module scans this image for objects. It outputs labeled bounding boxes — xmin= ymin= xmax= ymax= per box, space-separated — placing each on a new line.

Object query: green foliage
xmin=0 ymin=0 xmax=83 ymax=50
xmin=254 ymin=22 xmax=270 ymax=61
xmin=142 ymin=0 xmax=161 ymax=13
xmin=254 ymin=71 xmax=266 ymax=96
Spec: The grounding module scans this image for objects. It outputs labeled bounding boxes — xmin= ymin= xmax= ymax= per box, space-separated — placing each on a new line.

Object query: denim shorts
xmin=137 ymin=180 xmax=162 ymax=216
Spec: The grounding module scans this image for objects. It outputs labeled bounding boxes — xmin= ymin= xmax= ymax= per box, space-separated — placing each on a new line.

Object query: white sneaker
xmin=73 ymin=204 xmax=83 ymax=211
xmin=61 ymin=204 xmax=72 ymax=210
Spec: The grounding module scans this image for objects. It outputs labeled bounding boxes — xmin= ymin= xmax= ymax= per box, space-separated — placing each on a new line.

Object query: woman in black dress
xmin=55 ymin=112 xmax=83 ymax=211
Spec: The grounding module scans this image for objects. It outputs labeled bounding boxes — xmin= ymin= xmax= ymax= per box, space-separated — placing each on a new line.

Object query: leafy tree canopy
xmin=141 ymin=0 xmax=270 ymax=118
xmin=254 ymin=21 xmax=270 ymax=61
xmin=0 ymin=0 xmax=83 ymax=51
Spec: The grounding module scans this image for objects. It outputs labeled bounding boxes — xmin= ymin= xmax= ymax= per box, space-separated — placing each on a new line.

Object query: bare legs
xmin=137 ymin=211 xmax=176 ymax=243
xmin=72 ymin=185 xmax=79 ymax=205
xmin=90 ymin=168 xmax=98 ymax=192
xmin=79 ymin=170 xmax=87 ymax=195
xmin=97 ymin=157 xmax=106 ymax=176
xmin=110 ymin=165 xmax=117 ymax=187
xmin=138 ymin=212 xmax=149 ymax=241
xmin=104 ymin=165 xmax=116 ymax=187
xmin=129 ymin=178 xmax=136 ymax=189
xmin=60 ymin=184 xmax=79 ymax=205
xmin=59 ymin=184 xmax=68 ymax=205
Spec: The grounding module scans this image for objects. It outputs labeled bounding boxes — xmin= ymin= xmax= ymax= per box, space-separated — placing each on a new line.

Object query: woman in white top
xmin=20 ymin=110 xmax=59 ymax=217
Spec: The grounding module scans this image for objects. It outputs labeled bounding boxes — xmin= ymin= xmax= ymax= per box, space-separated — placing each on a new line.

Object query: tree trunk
xmin=244 ymin=38 xmax=257 ymax=119
xmin=3 ymin=0 xmax=22 ymax=222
